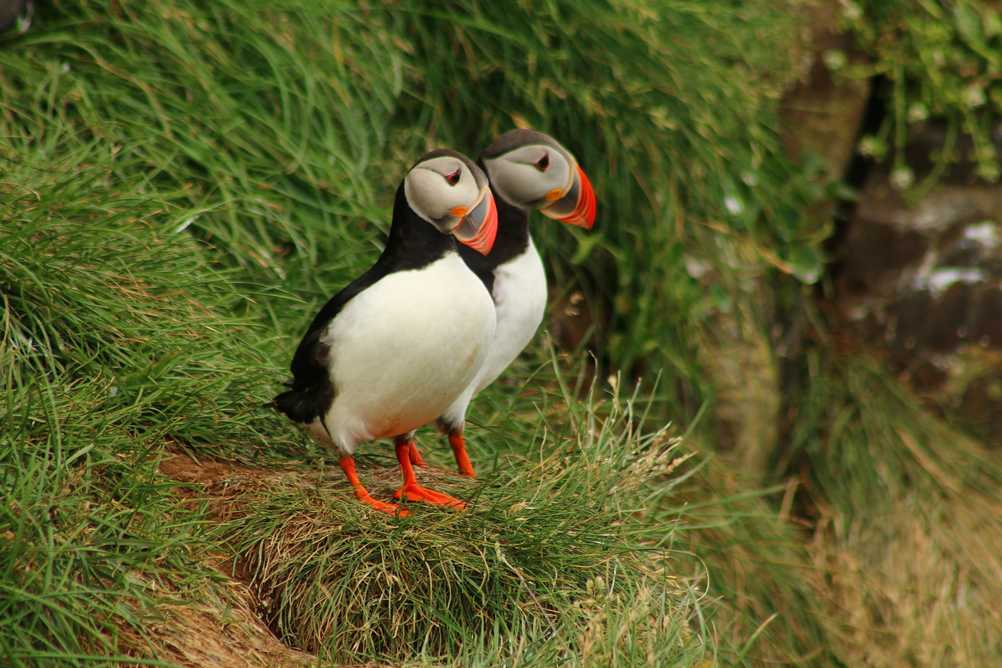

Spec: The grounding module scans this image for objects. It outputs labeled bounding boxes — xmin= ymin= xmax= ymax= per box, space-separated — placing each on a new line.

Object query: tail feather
xmin=272 ymin=381 xmax=333 ymax=425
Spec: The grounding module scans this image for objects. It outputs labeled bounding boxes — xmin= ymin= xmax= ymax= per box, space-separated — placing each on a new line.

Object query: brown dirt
xmin=120 ymin=571 xmax=316 ymax=667
xmin=147 ymin=451 xmax=460 ymax=666
xmin=158 ymin=452 xmax=309 ymax=521
xmin=157 ymin=451 xmax=435 ymax=504
xmin=108 ymin=453 xmax=320 ymax=666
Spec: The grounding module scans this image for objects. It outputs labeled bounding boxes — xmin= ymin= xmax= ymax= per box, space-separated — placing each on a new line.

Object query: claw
xmin=394 ymin=439 xmax=467 ymax=511
xmin=392 ymin=483 xmax=466 ymax=509
xmin=357 ymin=490 xmax=409 ymax=516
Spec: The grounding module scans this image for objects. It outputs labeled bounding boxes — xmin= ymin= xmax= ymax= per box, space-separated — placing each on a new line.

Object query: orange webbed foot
xmin=356 ymin=491 xmax=409 ymax=517
xmin=394 ymin=483 xmax=466 ymax=509
xmin=393 ymin=438 xmax=467 ymax=510
xmin=340 ymin=455 xmax=408 ymax=517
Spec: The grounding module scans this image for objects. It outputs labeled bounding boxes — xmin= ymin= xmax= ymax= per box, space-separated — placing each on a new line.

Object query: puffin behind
xmin=405 ymin=130 xmax=597 ymax=476
xmin=274 ymin=149 xmax=499 ymax=516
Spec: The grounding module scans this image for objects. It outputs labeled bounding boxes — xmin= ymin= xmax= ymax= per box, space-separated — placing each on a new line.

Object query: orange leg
xmin=408 ymin=441 xmax=427 ymax=467
xmin=339 ymin=456 xmax=407 ymax=517
xmin=392 ymin=439 xmax=466 ymax=509
xmin=448 ymin=431 xmax=476 ymax=478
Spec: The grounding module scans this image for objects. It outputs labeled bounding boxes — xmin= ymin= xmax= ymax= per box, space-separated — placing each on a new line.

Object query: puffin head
xmin=480 ymin=129 xmax=596 ymax=229
xmin=404 ymin=149 xmax=499 ymax=255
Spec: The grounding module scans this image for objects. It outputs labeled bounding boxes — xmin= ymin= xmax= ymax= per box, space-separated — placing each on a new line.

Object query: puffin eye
xmin=445 ymin=168 xmax=461 ymax=186
xmin=534 ymin=153 xmax=550 ymax=171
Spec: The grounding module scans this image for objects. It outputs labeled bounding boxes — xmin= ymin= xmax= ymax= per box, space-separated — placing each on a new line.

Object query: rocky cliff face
xmin=698 ymin=0 xmax=872 ymax=478
xmin=0 ymin=1 xmax=30 ymax=34
xmin=835 ymin=124 xmax=1002 ymax=444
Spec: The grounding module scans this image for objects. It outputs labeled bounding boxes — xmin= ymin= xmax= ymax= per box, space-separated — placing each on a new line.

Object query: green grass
xmin=217 ymin=376 xmax=711 ymax=664
xmin=845 ymin=0 xmax=1002 ymax=187
xmin=2 ymin=1 xmax=1001 ymax=666
xmin=0 ymin=142 xmax=238 ymax=665
xmin=1 ymin=0 xmax=827 ymax=395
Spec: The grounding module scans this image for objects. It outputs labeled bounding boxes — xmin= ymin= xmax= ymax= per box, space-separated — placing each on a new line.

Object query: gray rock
xmin=836 ymin=127 xmax=1002 ymax=444
xmin=0 ymin=1 xmax=30 ymax=34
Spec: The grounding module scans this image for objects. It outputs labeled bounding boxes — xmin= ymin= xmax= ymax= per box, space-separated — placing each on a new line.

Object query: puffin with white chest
xmin=405 ymin=129 xmax=597 ymax=476
xmin=274 ymin=149 xmax=499 ymax=516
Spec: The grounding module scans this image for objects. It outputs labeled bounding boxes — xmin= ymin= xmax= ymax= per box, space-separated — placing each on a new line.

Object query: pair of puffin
xmin=274 ymin=130 xmax=596 ymax=515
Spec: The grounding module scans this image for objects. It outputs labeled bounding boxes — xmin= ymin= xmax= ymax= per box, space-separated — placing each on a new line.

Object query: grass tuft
xmin=209 ymin=375 xmax=711 ymax=664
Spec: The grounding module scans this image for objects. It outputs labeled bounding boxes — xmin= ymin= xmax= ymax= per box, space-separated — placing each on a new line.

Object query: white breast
xmin=320 ymin=253 xmax=496 ymax=452
xmin=440 ymin=238 xmax=547 ymax=427
xmin=477 ymin=238 xmax=547 ymax=391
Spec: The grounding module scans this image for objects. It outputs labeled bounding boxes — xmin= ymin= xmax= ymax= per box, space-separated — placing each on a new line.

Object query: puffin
xmin=273 ymin=149 xmax=499 ymax=516
xmin=405 ymin=129 xmax=597 ymax=476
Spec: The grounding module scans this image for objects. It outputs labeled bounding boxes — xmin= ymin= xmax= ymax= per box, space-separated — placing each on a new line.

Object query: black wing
xmin=272 ymin=267 xmax=382 ymax=425
xmin=274 ymin=183 xmax=455 ymax=425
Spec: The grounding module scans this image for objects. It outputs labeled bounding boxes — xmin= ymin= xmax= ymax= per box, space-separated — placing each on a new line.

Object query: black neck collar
xmin=487 ymin=193 xmax=531 ymax=264
xmin=456 ymin=167 xmax=532 ymax=292
xmin=377 ymin=185 xmax=457 ymax=272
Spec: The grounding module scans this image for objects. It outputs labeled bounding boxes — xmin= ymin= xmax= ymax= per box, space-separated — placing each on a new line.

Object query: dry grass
xmin=786 ymin=355 xmax=1002 ymax=666
xmin=665 ymin=453 xmax=835 ymax=666
xmin=119 ymin=568 xmax=315 ymax=668
xmin=811 ymin=492 xmax=1002 ymax=666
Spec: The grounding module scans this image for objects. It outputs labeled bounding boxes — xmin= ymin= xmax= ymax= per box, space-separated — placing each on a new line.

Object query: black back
xmin=273 ymin=184 xmax=455 ymax=426
xmin=457 ymin=160 xmax=531 ymax=294
xmin=479 ymin=128 xmax=561 ymax=160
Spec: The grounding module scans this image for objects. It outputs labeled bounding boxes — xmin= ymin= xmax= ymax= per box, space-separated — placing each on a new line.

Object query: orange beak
xmin=541 ymin=165 xmax=597 ymax=229
xmin=451 ymin=188 xmax=498 ymax=255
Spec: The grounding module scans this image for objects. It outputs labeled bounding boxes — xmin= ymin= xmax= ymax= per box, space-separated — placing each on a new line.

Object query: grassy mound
xmin=200 ymin=384 xmax=707 ymax=664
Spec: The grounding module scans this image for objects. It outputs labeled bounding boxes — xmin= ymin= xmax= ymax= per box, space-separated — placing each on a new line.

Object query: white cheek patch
xmin=485 ymin=149 xmax=573 ymax=208
xmin=450 ymin=170 xmax=480 ymax=211
xmin=405 ymin=159 xmax=481 ymax=223
xmin=405 ymin=168 xmax=446 ymax=223
xmin=501 ymin=145 xmax=546 ymax=165
xmin=484 ymin=158 xmax=538 ymax=205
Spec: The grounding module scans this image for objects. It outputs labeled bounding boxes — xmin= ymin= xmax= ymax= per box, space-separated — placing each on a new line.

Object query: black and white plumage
xmin=274 ymin=149 xmax=499 ymax=514
xmin=423 ymin=130 xmax=597 ymax=476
